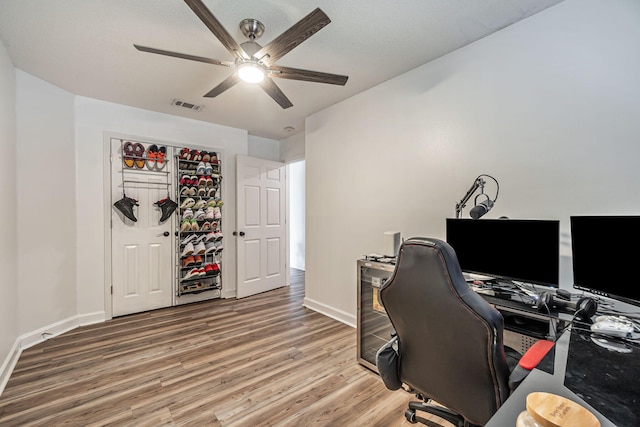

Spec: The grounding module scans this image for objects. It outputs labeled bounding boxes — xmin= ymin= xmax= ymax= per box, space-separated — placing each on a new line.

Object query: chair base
xmin=405 ymin=400 xmax=480 ymax=427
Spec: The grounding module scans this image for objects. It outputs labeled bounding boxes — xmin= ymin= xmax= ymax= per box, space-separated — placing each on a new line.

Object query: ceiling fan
xmin=134 ymin=0 xmax=349 ymax=109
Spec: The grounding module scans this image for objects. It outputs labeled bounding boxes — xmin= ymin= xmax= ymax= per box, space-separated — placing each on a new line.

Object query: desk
xmin=487 ymin=323 xmax=640 ymax=427
xmin=356 ymin=258 xmax=571 ymax=371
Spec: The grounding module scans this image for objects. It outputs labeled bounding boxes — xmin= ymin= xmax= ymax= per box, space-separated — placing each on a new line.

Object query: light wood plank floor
xmin=0 ymin=270 xmax=450 ymax=427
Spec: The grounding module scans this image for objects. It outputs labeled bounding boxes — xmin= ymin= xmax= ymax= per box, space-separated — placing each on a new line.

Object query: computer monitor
xmin=445 ymin=218 xmax=560 ymax=287
xmin=570 ymin=216 xmax=640 ymax=307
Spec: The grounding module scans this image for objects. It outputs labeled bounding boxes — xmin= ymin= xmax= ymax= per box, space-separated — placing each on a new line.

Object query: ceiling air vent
xmin=172 ymin=99 xmax=204 ymax=112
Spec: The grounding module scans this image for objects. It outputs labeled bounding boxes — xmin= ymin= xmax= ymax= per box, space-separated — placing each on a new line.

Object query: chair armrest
xmin=508 ymin=340 xmax=555 ymax=391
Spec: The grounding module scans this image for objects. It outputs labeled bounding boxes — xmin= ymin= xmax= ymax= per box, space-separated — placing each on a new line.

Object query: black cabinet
xmin=357 ymin=259 xmax=396 ymax=372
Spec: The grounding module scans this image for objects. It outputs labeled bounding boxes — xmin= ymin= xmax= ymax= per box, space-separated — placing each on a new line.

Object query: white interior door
xmin=111 ymin=138 xmax=174 ymax=316
xmin=236 ymin=155 xmax=286 ymax=298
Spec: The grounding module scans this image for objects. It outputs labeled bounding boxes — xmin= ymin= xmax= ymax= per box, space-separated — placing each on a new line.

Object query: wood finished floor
xmin=0 ymin=270 xmax=451 ymax=427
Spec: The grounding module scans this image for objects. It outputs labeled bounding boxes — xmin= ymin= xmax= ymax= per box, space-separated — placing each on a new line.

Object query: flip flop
xmin=146 ymin=144 xmax=158 ymax=170
xmin=133 ymin=143 xmax=145 ymax=169
xmin=122 ymin=141 xmax=135 ymax=168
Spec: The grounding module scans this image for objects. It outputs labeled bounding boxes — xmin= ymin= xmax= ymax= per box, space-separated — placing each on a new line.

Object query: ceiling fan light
xmin=237 ymin=63 xmax=265 ymax=83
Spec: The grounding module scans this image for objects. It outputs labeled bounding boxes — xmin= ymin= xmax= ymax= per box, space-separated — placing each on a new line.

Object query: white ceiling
xmin=0 ymin=0 xmax=564 ymax=140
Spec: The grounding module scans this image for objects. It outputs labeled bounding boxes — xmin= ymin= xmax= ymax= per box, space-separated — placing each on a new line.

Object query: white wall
xmin=289 ymin=160 xmax=305 ymax=270
xmin=75 ymin=97 xmax=249 ymax=315
xmin=248 ymin=135 xmax=280 ymax=161
xmin=280 ymin=132 xmax=305 ymax=163
xmin=0 ymin=40 xmax=18 ymax=385
xmin=16 ymin=71 xmax=77 ymax=334
xmin=305 ymin=0 xmax=640 ymax=326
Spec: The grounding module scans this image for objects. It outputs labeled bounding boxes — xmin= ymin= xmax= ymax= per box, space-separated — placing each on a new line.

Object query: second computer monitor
xmin=446 ymin=218 xmax=560 ymax=287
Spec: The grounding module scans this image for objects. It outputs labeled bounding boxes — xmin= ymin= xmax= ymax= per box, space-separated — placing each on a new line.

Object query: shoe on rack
xmin=182 ymin=208 xmax=194 ymax=220
xmin=190 ymin=219 xmax=200 ymax=231
xmin=194 ymin=209 xmax=206 ymax=221
xmin=205 ymin=198 xmax=217 ymax=208
xmin=198 ymin=268 xmax=206 ymax=277
xmin=205 ymin=177 xmax=214 ymax=188
xmin=215 ymin=199 xmax=224 ymax=207
xmin=146 ymin=144 xmax=158 ymax=169
xmin=182 ymin=255 xmax=195 ymax=268
xmin=180 ymin=147 xmax=191 ymax=160
xmin=201 ymin=221 xmax=211 ymax=231
xmin=196 ymin=162 xmax=206 ymax=175
xmin=180 ymin=197 xmax=195 ymax=209
xmin=180 ymin=219 xmax=191 ymax=232
xmin=198 ymin=176 xmax=207 ymax=187
xmin=213 ymin=207 xmax=222 ymax=220
xmin=181 ymin=186 xmax=196 ymax=197
xmin=193 ymin=199 xmax=206 ymax=210
xmin=205 ymin=263 xmax=220 ymax=276
xmin=214 ymin=241 xmax=223 ymax=254
xmin=214 ymin=230 xmax=223 ymax=241
xmin=205 ymin=207 xmax=215 ymax=220
xmin=205 ymin=231 xmax=216 ymax=242
xmin=192 ymin=234 xmax=206 ymax=244
xmin=181 ymin=234 xmax=197 ymax=246
xmin=114 ymin=196 xmax=138 ymax=222
xmin=194 ymin=241 xmax=206 ymax=255
xmin=193 ymin=255 xmax=202 ymax=264
xmin=190 ymin=150 xmax=202 ymax=162
xmin=197 ymin=187 xmax=207 ymax=197
xmin=204 ymin=162 xmax=213 ymax=175
xmin=181 ymin=242 xmax=195 ymax=257
xmin=205 ymin=242 xmax=217 ymax=254
xmin=183 ymin=267 xmax=200 ymax=280
xmin=201 ymin=151 xmax=211 ymax=163
xmin=156 ymin=146 xmax=167 ymax=170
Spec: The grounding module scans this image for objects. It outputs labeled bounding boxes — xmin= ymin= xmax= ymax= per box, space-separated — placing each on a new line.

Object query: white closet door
xmin=236 ymin=155 xmax=286 ymax=298
xmin=111 ymin=138 xmax=174 ymax=316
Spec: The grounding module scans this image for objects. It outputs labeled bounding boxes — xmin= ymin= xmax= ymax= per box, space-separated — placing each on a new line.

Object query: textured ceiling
xmin=0 ymin=0 xmax=564 ymax=140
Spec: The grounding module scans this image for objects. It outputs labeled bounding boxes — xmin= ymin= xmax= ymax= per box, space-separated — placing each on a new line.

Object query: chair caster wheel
xmin=405 ymin=409 xmax=417 ymax=423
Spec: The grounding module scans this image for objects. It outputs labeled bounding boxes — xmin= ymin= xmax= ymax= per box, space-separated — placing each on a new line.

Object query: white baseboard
xmin=0 ymin=340 xmax=21 ymax=397
xmin=0 ymin=311 xmax=105 ymax=396
xmin=303 ymin=297 xmax=356 ymax=328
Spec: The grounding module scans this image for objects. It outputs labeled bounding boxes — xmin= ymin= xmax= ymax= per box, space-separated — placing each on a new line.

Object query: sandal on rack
xmin=122 ymin=141 xmax=135 ymax=168
xmin=133 ymin=143 xmax=146 ymax=169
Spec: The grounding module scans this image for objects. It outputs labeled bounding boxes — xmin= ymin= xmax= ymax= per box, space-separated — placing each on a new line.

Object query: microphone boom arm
xmin=455 ymin=178 xmax=484 ymax=218
xmin=455 ymin=174 xmax=499 ymax=219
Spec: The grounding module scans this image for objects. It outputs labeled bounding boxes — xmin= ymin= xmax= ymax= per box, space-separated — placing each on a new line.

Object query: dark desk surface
xmin=487 ymin=322 xmax=640 ymax=427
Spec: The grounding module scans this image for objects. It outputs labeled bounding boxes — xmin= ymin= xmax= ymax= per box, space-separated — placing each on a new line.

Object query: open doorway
xmin=288 ymin=160 xmax=305 ymax=271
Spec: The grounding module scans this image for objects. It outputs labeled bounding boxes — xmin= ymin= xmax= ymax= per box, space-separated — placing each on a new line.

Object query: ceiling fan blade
xmin=204 ymin=73 xmax=240 ymax=98
xmin=183 ymin=0 xmax=249 ymax=60
xmin=258 ymin=78 xmax=293 ymax=109
xmin=254 ymin=8 xmax=331 ymax=67
xmin=269 ymin=65 xmax=348 ymax=86
xmin=134 ymin=44 xmax=233 ymax=67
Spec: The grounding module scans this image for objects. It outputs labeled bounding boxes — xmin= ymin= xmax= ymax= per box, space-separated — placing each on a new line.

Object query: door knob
xmin=163 ymin=231 xmax=170 ymax=237
xmin=233 ymin=231 xmax=245 ymax=237
xmin=239 ymin=231 xmax=245 ymax=237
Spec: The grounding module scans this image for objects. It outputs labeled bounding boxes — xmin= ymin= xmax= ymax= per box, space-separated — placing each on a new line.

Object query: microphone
xmin=470 ymin=199 xmax=494 ymax=220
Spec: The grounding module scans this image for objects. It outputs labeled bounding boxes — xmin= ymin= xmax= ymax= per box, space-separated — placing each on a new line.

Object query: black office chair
xmin=376 ymin=237 xmax=550 ymax=427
